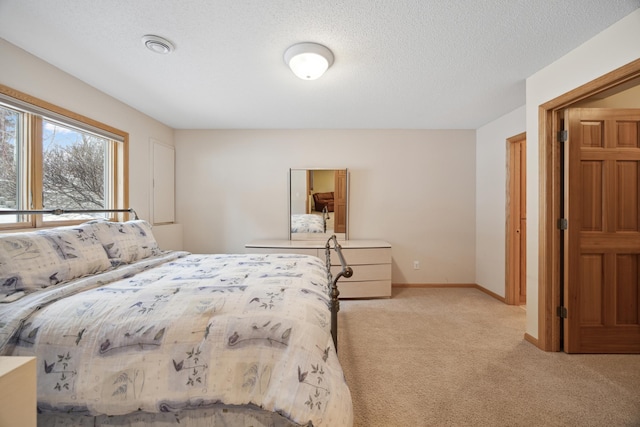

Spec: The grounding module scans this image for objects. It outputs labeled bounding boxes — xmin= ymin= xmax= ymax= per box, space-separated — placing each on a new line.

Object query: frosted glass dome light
xmin=284 ymin=42 xmax=334 ymax=80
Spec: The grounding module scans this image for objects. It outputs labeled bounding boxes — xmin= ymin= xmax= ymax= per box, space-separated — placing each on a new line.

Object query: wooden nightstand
xmin=0 ymin=356 xmax=37 ymax=427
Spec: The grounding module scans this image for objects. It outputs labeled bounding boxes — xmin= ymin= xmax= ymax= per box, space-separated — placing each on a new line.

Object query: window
xmin=0 ymin=85 xmax=128 ymax=229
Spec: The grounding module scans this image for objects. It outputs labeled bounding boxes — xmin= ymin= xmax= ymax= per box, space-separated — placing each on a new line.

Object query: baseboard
xmin=393 ymin=283 xmax=506 ymax=303
xmin=524 ymin=333 xmax=539 ymax=347
xmin=473 ymin=284 xmax=506 ymax=303
xmin=393 ymin=283 xmax=477 ymax=288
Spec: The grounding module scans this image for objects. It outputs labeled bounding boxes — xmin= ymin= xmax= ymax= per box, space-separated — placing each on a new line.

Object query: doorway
xmin=538 ymin=58 xmax=640 ymax=352
xmin=562 ymin=108 xmax=640 ymax=353
xmin=334 ymin=169 xmax=347 ymax=234
xmin=506 ymin=132 xmax=526 ymax=306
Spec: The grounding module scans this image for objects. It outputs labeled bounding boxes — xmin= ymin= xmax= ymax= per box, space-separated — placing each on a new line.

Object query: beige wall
xmin=0 ymin=38 xmax=180 ymax=249
xmin=312 ymin=170 xmax=335 ymax=194
xmin=573 ymin=83 xmax=640 ymax=108
xmin=525 ymin=9 xmax=640 ymax=339
xmin=175 ymin=129 xmax=477 ymax=285
xmin=475 ymin=106 xmax=526 ymax=298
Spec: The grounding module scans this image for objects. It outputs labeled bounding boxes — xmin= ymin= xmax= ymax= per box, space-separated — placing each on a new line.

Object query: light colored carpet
xmin=337 ymin=287 xmax=640 ymax=427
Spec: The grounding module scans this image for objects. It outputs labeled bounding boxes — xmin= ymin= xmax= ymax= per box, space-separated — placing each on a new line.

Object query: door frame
xmin=537 ymin=58 xmax=640 ymax=351
xmin=505 ymin=132 xmax=527 ymax=305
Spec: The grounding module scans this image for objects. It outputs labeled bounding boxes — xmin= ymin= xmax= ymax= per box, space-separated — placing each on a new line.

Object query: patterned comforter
xmin=291 ymin=214 xmax=325 ymax=234
xmin=0 ymin=252 xmax=353 ymax=426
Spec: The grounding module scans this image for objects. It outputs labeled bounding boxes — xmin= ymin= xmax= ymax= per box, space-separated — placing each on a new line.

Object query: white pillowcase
xmin=87 ymin=220 xmax=160 ymax=265
xmin=0 ymin=224 xmax=111 ymax=294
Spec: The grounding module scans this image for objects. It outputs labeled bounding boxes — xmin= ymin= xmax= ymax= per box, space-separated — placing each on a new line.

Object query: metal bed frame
xmin=0 ymin=208 xmax=352 ymax=351
xmin=325 ymin=234 xmax=353 ymax=350
xmin=0 ymin=208 xmax=138 ymax=219
xmin=321 ymin=205 xmax=330 ymax=232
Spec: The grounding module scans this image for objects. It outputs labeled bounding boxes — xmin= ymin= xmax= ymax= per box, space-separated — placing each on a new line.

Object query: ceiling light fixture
xmin=142 ymin=35 xmax=175 ymax=54
xmin=283 ymin=42 xmax=334 ymax=80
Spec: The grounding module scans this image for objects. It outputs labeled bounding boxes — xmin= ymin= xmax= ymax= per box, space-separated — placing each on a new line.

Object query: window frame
xmin=0 ymin=84 xmax=129 ymax=230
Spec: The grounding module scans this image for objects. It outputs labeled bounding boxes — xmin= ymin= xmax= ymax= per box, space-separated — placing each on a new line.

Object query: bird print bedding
xmin=0 ymin=221 xmax=352 ymax=427
xmin=291 ymin=214 xmax=326 ymax=233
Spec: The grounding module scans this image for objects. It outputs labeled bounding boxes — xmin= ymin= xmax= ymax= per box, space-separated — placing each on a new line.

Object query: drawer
xmin=326 ymin=247 xmax=391 ymax=265
xmin=331 ymin=263 xmax=391 ymax=282
xmin=338 ymin=280 xmax=391 ymax=298
xmin=248 ymin=247 xmax=320 ymax=257
xmin=0 ymin=357 xmax=36 ymax=427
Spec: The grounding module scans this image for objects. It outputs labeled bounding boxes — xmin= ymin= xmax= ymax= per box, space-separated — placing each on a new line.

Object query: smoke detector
xmin=142 ymin=35 xmax=175 ymax=54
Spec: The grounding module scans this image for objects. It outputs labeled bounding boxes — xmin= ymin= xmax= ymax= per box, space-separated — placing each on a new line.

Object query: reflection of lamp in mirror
xmin=284 ymin=42 xmax=334 ymax=80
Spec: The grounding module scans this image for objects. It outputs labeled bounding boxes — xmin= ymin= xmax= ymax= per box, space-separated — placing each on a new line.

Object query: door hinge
xmin=557 ymin=306 xmax=568 ymax=318
xmin=558 ymin=218 xmax=568 ymax=230
xmin=558 ymin=130 xmax=568 ymax=142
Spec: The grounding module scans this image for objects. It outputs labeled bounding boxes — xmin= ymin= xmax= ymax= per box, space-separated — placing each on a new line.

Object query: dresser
xmin=0 ymin=357 xmax=37 ymax=427
xmin=245 ymin=239 xmax=392 ymax=298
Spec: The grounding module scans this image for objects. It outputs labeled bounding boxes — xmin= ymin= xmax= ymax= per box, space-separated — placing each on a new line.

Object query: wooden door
xmin=506 ymin=133 xmax=526 ymax=305
xmin=306 ymin=170 xmax=312 ymax=214
xmin=565 ymin=108 xmax=640 ymax=353
xmin=334 ymin=170 xmax=347 ymax=234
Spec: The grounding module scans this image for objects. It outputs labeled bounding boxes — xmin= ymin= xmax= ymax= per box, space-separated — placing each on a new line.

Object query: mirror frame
xmin=289 ymin=168 xmax=349 ymax=241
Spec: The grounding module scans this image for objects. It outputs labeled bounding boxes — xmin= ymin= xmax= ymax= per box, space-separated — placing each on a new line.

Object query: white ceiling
xmin=0 ymin=1 xmax=638 ymax=129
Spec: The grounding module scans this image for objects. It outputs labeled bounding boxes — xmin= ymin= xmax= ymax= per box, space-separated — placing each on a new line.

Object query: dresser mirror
xmin=289 ymin=168 xmax=348 ymax=240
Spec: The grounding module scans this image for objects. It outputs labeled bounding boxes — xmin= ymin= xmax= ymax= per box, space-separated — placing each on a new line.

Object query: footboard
xmin=325 ymin=235 xmax=353 ymax=351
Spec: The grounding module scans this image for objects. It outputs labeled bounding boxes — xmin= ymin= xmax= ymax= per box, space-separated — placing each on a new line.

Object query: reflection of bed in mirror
xmin=289 ymin=169 xmax=348 ymax=241
xmin=291 ymin=206 xmax=329 ymax=234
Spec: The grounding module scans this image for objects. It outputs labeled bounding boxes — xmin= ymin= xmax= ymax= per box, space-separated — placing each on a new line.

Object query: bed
xmin=0 ymin=210 xmax=353 ymax=427
xmin=291 ymin=208 xmax=329 ymax=234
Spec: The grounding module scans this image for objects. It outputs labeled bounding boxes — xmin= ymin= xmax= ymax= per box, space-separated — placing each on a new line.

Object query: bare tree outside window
xmin=0 ymin=106 xmax=18 ymax=211
xmin=42 ymin=120 xmax=106 ymax=210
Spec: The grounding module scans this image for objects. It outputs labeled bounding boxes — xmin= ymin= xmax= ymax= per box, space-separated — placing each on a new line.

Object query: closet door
xmin=151 ymin=140 xmax=175 ymax=224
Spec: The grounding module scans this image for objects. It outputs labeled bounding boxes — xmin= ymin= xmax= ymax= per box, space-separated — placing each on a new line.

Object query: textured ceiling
xmin=0 ymin=0 xmax=638 ymax=129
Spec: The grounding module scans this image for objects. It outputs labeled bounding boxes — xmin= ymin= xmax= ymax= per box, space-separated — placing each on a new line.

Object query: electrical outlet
xmin=413 ymin=260 xmax=420 ymax=270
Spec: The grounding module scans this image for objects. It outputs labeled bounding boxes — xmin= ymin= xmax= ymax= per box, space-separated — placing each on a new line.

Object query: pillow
xmin=87 ymin=219 xmax=160 ymax=265
xmin=0 ymin=223 xmax=111 ymax=295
